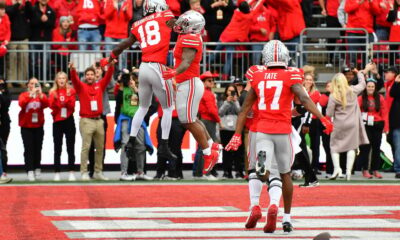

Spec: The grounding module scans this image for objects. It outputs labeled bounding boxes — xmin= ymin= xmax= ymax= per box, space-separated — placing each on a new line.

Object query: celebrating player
xmin=226 ymin=40 xmax=333 ymax=233
xmin=106 ymin=0 xmax=176 ymax=160
xmin=162 ymin=10 xmax=220 ymax=174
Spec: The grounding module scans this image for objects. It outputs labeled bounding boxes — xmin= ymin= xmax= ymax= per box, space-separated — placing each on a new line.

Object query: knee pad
xmin=268 ymin=177 xmax=282 ymax=191
xmin=248 ymin=170 xmax=267 ymax=182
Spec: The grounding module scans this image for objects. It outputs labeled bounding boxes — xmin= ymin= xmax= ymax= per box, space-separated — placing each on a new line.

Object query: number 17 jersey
xmin=250 ymin=67 xmax=303 ymax=134
xmin=131 ymin=10 xmax=175 ymax=65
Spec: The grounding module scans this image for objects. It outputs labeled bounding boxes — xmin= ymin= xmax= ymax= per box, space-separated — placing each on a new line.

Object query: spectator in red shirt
xmin=48 ymin=71 xmax=77 ymax=181
xmin=375 ymin=0 xmax=393 ymax=41
xmin=0 ymin=2 xmax=11 ymax=77
xmin=387 ymin=0 xmax=400 ymax=65
xmin=52 ymin=16 xmax=77 ymax=75
xmin=210 ymin=0 xmax=265 ymax=79
xmin=202 ymin=0 xmax=235 ymax=44
xmin=104 ymin=0 xmax=132 ymax=70
xmin=345 ymin=0 xmax=380 ymax=67
xmin=76 ymin=0 xmax=102 ymax=50
xmin=249 ymin=3 xmax=275 ymax=65
xmin=266 ymin=0 xmax=305 ymax=51
xmin=319 ymin=0 xmax=342 ymax=67
xmin=5 ymin=0 xmax=32 ymax=83
xmin=69 ymin=60 xmax=115 ymax=181
xmin=53 ymin=0 xmax=78 ymax=30
xmin=18 ymin=77 xmax=49 ymax=181
xmin=357 ymin=78 xmax=387 ymax=179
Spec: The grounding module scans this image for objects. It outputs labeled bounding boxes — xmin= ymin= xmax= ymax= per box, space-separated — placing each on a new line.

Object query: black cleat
xmin=299 ymin=180 xmax=320 ymax=187
xmin=282 ymin=222 xmax=293 ymax=234
xmin=157 ymin=139 xmax=177 ymax=160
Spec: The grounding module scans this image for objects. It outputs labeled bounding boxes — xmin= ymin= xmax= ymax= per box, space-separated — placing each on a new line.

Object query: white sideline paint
xmin=42 ymin=206 xmax=400 ymax=240
xmin=42 ymin=206 xmax=400 ymax=218
xmin=53 ymin=218 xmax=400 ymax=230
xmin=65 ymin=230 xmax=400 ymax=239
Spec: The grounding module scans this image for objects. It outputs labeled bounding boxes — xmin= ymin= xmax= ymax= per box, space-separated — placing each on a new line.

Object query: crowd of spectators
xmin=0 ymin=0 xmax=398 ymax=83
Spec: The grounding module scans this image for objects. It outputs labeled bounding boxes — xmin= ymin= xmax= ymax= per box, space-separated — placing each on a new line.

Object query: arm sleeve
xmin=390 ymin=82 xmax=400 ymax=98
xmin=69 ymin=68 xmax=82 ymax=92
xmin=380 ymin=95 xmax=389 ymax=132
xmin=103 ymin=0 xmax=116 ymax=19
xmin=48 ymin=90 xmax=60 ymax=109
xmin=41 ymin=94 xmax=49 ymax=109
xmin=218 ymin=101 xmax=230 ymax=116
xmin=344 ymin=0 xmax=359 ymax=14
xmin=326 ymin=95 xmax=336 ymax=118
xmin=387 ymin=9 xmax=397 ymax=22
xmin=205 ymin=94 xmax=221 ymax=122
xmin=337 ymin=1 xmax=347 ymax=26
xmin=99 ymin=65 xmax=115 ymax=91
xmin=351 ymin=72 xmax=366 ymax=96
xmin=18 ymin=93 xmax=30 ymax=108
xmin=67 ymin=89 xmax=77 ymax=109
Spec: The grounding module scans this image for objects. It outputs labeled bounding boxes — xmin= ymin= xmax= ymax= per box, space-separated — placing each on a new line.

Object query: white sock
xmin=248 ymin=174 xmax=262 ymax=207
xmin=207 ymin=138 xmax=214 ymax=147
xmin=130 ymin=106 xmax=148 ymax=137
xmin=283 ymin=213 xmax=291 ymax=223
xmin=268 ymin=186 xmax=282 ymax=207
xmin=161 ymin=106 xmax=173 ymax=139
xmin=202 ymin=147 xmax=211 ymax=156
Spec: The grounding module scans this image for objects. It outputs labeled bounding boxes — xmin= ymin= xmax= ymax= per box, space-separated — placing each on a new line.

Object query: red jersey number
xmin=138 ymin=20 xmax=161 ymax=49
xmin=257 ymin=80 xmax=283 ymax=111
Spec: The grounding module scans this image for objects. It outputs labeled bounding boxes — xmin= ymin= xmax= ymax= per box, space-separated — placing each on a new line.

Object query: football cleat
xmin=282 ymin=221 xmax=293 ymax=234
xmin=263 ymin=204 xmax=278 ymax=233
xmin=203 ymin=150 xmax=219 ymax=174
xmin=245 ymin=205 xmax=262 ymax=229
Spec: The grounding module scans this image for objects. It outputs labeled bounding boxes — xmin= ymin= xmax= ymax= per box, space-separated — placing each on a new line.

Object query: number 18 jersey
xmin=250 ymin=67 xmax=303 ymax=134
xmin=131 ymin=10 xmax=174 ymax=65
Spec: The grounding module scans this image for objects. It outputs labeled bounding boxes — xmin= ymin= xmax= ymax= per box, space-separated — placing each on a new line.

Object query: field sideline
xmin=1 ymin=179 xmax=399 ymax=240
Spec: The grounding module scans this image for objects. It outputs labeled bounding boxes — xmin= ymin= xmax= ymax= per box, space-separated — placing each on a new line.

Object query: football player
xmin=162 ymin=10 xmax=220 ymax=174
xmin=226 ymin=40 xmax=333 ymax=233
xmin=106 ymin=0 xmax=177 ymax=161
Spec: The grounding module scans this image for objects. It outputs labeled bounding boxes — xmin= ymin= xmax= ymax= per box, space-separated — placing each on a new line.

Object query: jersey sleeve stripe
xmin=182 ymin=42 xmax=200 ymax=46
xmin=183 ymin=39 xmax=201 ymax=43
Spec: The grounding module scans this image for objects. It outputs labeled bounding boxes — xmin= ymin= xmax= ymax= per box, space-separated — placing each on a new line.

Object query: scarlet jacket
xmin=0 ymin=13 xmax=11 ymax=43
xmin=18 ymin=92 xmax=49 ymax=128
xmin=69 ymin=66 xmax=114 ymax=118
xmin=249 ymin=5 xmax=276 ymax=42
xmin=52 ymin=27 xmax=78 ymax=55
xmin=48 ymin=88 xmax=76 ymax=122
xmin=266 ymin=0 xmax=305 ymax=41
xmin=344 ymin=0 xmax=380 ymax=33
xmin=103 ymin=0 xmax=132 ymax=39
xmin=198 ymin=86 xmax=221 ymax=123
xmin=75 ymin=0 xmax=102 ymax=26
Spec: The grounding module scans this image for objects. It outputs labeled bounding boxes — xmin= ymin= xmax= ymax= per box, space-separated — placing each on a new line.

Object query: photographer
xmin=18 ymin=77 xmax=49 ymax=181
xmin=219 ymin=84 xmax=244 ymax=179
xmin=0 ymin=76 xmax=11 ymax=179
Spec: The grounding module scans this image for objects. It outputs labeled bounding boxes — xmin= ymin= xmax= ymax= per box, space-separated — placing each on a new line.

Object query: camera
xmin=230 ymin=91 xmax=236 ymax=97
xmin=35 ymin=83 xmax=40 ymax=88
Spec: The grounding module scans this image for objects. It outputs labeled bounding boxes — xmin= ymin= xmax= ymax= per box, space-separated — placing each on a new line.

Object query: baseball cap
xmin=384 ymin=66 xmax=399 ymax=75
xmin=231 ymin=76 xmax=244 ymax=85
xmin=200 ymin=71 xmax=218 ymax=81
xmin=342 ymin=67 xmax=351 ymax=73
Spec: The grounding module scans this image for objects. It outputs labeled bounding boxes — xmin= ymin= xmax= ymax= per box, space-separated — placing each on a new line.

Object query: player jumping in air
xmin=162 ymin=10 xmax=220 ymax=174
xmin=106 ymin=0 xmax=177 ymax=161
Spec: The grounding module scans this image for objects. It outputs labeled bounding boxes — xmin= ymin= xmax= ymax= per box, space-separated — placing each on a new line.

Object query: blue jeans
xmin=283 ymin=36 xmax=304 ymax=65
xmin=209 ymin=43 xmax=235 ymax=77
xmin=251 ymin=44 xmax=264 ymax=65
xmin=105 ymin=37 xmax=127 ymax=69
xmin=392 ymin=128 xmax=400 ymax=173
xmin=192 ymin=147 xmax=203 ymax=177
xmin=78 ymin=28 xmax=102 ymax=51
xmin=375 ymin=26 xmax=390 ymax=41
xmin=347 ymin=33 xmax=374 ymax=67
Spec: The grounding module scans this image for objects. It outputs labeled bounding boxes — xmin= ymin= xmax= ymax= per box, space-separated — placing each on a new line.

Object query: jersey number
xmin=83 ymin=0 xmax=94 ymax=8
xmin=138 ymin=21 xmax=161 ymax=48
xmin=258 ymin=81 xmax=283 ymax=110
